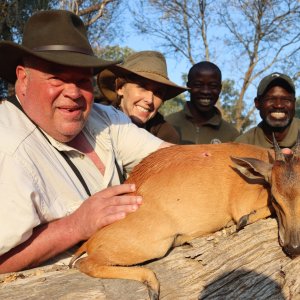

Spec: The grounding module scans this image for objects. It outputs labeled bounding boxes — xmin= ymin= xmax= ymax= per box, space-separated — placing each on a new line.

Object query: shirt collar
xmin=184 ymin=103 xmax=223 ymax=127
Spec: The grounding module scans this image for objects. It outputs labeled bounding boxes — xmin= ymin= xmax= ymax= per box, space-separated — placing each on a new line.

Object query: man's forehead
xmin=45 ymin=63 xmax=93 ymax=76
xmin=189 ymin=69 xmax=221 ymax=81
xmin=263 ymin=83 xmax=295 ymax=97
xmin=25 ymin=57 xmax=93 ymax=76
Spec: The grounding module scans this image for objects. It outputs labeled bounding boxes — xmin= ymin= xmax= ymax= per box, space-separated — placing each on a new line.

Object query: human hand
xmin=282 ymin=148 xmax=293 ymax=155
xmin=70 ymin=184 xmax=142 ymax=240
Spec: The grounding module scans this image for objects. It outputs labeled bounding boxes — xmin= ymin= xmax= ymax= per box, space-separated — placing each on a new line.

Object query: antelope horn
xmin=272 ymin=132 xmax=285 ymax=161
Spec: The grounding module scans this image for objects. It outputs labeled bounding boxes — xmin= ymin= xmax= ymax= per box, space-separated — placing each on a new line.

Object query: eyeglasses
xmin=261 ymin=96 xmax=295 ymax=105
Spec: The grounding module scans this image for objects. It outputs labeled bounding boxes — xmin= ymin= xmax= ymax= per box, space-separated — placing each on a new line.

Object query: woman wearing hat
xmin=97 ymin=51 xmax=187 ymax=143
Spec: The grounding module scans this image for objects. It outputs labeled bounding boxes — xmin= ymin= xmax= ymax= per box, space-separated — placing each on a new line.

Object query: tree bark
xmin=1 ymin=218 xmax=299 ymax=299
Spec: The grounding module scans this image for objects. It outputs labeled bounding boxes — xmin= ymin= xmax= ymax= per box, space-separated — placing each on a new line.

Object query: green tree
xmin=220 ymin=79 xmax=253 ymax=132
xmin=0 ymin=0 xmax=124 ymax=99
xmin=0 ymin=0 xmax=53 ymax=99
xmin=58 ymin=0 xmax=124 ymax=47
xmin=159 ymin=94 xmax=187 ymax=117
xmin=94 ymin=45 xmax=134 ymax=61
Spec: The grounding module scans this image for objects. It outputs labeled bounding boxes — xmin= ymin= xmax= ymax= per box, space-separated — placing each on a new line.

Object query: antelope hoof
xmin=148 ymin=288 xmax=159 ymax=300
xmin=237 ymin=215 xmax=249 ymax=231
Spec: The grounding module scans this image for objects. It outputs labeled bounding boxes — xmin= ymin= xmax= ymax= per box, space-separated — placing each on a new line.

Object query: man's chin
xmin=265 ymin=117 xmax=291 ymax=130
xmin=195 ymin=105 xmax=213 ymax=112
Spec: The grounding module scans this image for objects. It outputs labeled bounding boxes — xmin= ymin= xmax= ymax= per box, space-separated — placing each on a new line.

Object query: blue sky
xmin=119 ymin=34 xmax=188 ymax=88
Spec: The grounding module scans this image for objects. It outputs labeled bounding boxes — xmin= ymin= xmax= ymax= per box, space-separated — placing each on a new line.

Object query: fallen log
xmin=1 ymin=218 xmax=299 ymax=299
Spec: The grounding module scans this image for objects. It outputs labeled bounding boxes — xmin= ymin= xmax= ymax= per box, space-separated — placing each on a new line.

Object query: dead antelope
xmin=70 ymin=141 xmax=300 ymax=299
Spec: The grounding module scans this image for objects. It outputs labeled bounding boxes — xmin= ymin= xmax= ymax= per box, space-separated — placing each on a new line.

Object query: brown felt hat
xmin=97 ymin=51 xmax=187 ymax=102
xmin=0 ymin=10 xmax=119 ymax=83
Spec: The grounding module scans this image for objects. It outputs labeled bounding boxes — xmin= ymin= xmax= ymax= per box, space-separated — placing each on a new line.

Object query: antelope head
xmin=231 ymin=132 xmax=300 ymax=257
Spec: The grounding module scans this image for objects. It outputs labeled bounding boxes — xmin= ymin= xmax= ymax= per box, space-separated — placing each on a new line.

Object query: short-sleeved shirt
xmin=165 ymin=103 xmax=239 ymax=144
xmin=0 ymin=99 xmax=162 ymax=255
xmin=235 ymin=118 xmax=300 ymax=149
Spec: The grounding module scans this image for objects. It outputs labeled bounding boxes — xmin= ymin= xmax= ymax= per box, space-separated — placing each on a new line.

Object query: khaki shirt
xmin=0 ymin=100 xmax=162 ymax=255
xmin=235 ymin=118 xmax=300 ymax=149
xmin=165 ymin=103 xmax=239 ymax=144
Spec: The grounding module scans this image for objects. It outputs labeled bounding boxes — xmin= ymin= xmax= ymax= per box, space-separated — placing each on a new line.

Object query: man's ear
xmin=254 ymin=97 xmax=260 ymax=109
xmin=15 ymin=65 xmax=29 ymax=96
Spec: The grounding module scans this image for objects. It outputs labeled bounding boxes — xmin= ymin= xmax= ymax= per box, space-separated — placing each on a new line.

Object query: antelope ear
xmin=230 ymin=156 xmax=272 ymax=183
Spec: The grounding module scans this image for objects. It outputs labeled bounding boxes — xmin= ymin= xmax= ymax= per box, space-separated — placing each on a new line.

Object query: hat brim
xmin=0 ymin=41 xmax=119 ymax=84
xmin=98 ymin=65 xmax=187 ymax=102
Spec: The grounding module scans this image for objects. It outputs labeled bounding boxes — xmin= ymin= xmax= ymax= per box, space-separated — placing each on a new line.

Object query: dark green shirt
xmin=235 ymin=118 xmax=300 ymax=149
xmin=165 ymin=103 xmax=239 ymax=144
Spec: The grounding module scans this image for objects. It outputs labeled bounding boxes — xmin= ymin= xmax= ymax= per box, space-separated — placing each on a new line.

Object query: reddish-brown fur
xmin=70 ymin=143 xmax=300 ymax=299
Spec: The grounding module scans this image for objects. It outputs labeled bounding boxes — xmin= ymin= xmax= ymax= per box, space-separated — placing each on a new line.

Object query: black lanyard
xmin=9 ymin=96 xmax=92 ymax=196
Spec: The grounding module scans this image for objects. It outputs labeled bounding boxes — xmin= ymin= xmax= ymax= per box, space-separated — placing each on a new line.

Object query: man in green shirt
xmin=235 ymin=72 xmax=299 ymax=149
xmin=166 ymin=61 xmax=239 ymax=144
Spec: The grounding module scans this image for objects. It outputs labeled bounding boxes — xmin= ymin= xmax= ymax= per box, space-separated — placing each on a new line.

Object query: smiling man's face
xmin=188 ymin=67 xmax=222 ymax=113
xmin=255 ymin=85 xmax=296 ymax=129
xmin=16 ymin=58 xmax=94 ymax=142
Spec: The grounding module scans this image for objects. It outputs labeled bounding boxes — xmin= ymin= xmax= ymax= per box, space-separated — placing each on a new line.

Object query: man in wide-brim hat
xmin=97 ymin=50 xmax=187 ymax=143
xmin=0 ymin=10 xmax=170 ymax=273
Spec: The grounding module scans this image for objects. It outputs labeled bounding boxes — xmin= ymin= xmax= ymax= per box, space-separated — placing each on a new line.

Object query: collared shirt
xmin=235 ymin=118 xmax=300 ymax=149
xmin=0 ymin=100 xmax=162 ymax=255
xmin=165 ymin=103 xmax=239 ymax=144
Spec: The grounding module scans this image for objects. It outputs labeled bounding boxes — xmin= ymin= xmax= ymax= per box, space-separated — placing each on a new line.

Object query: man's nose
xmin=63 ymin=83 xmax=82 ymax=99
xmin=272 ymin=98 xmax=284 ymax=107
xmin=199 ymin=84 xmax=210 ymax=94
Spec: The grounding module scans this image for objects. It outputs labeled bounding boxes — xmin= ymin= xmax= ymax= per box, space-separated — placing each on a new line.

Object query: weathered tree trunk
xmin=1 ymin=218 xmax=300 ymax=299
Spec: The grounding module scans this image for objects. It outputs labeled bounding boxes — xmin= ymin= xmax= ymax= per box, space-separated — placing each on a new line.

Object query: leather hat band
xmin=32 ymin=45 xmax=94 ymax=56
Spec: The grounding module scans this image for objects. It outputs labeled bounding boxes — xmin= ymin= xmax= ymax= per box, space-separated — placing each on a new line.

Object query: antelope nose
xmin=283 ymin=244 xmax=300 ymax=258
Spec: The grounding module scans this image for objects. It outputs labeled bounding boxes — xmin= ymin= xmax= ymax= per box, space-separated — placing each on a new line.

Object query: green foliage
xmin=220 ymin=79 xmax=252 ymax=132
xmin=159 ymin=94 xmax=187 ymax=117
xmin=0 ymin=0 xmax=54 ymax=99
xmin=0 ymin=0 xmax=53 ymax=41
xmin=94 ymin=45 xmax=135 ymax=62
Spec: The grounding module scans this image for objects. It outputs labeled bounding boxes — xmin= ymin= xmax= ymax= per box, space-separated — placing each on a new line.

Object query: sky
xmin=117 ymin=9 xmax=190 ymax=89
xmin=116 ymin=2 xmax=300 ymax=104
xmin=119 ymin=34 xmax=188 ymax=88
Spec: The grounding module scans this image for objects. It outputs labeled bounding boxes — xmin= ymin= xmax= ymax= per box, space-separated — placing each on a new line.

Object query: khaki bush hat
xmin=0 ymin=10 xmax=119 ymax=83
xmin=257 ymin=72 xmax=295 ymax=97
xmin=97 ymin=51 xmax=187 ymax=102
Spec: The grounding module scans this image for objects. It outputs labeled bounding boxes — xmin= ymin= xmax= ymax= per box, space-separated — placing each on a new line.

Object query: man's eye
xmin=78 ymin=79 xmax=92 ymax=86
xmin=263 ymin=97 xmax=295 ymax=104
xmin=191 ymin=84 xmax=203 ymax=89
xmin=49 ymin=77 xmax=64 ymax=85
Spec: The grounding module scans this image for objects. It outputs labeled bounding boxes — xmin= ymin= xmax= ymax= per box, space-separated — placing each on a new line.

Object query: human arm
xmin=0 ymin=184 xmax=142 ymax=274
